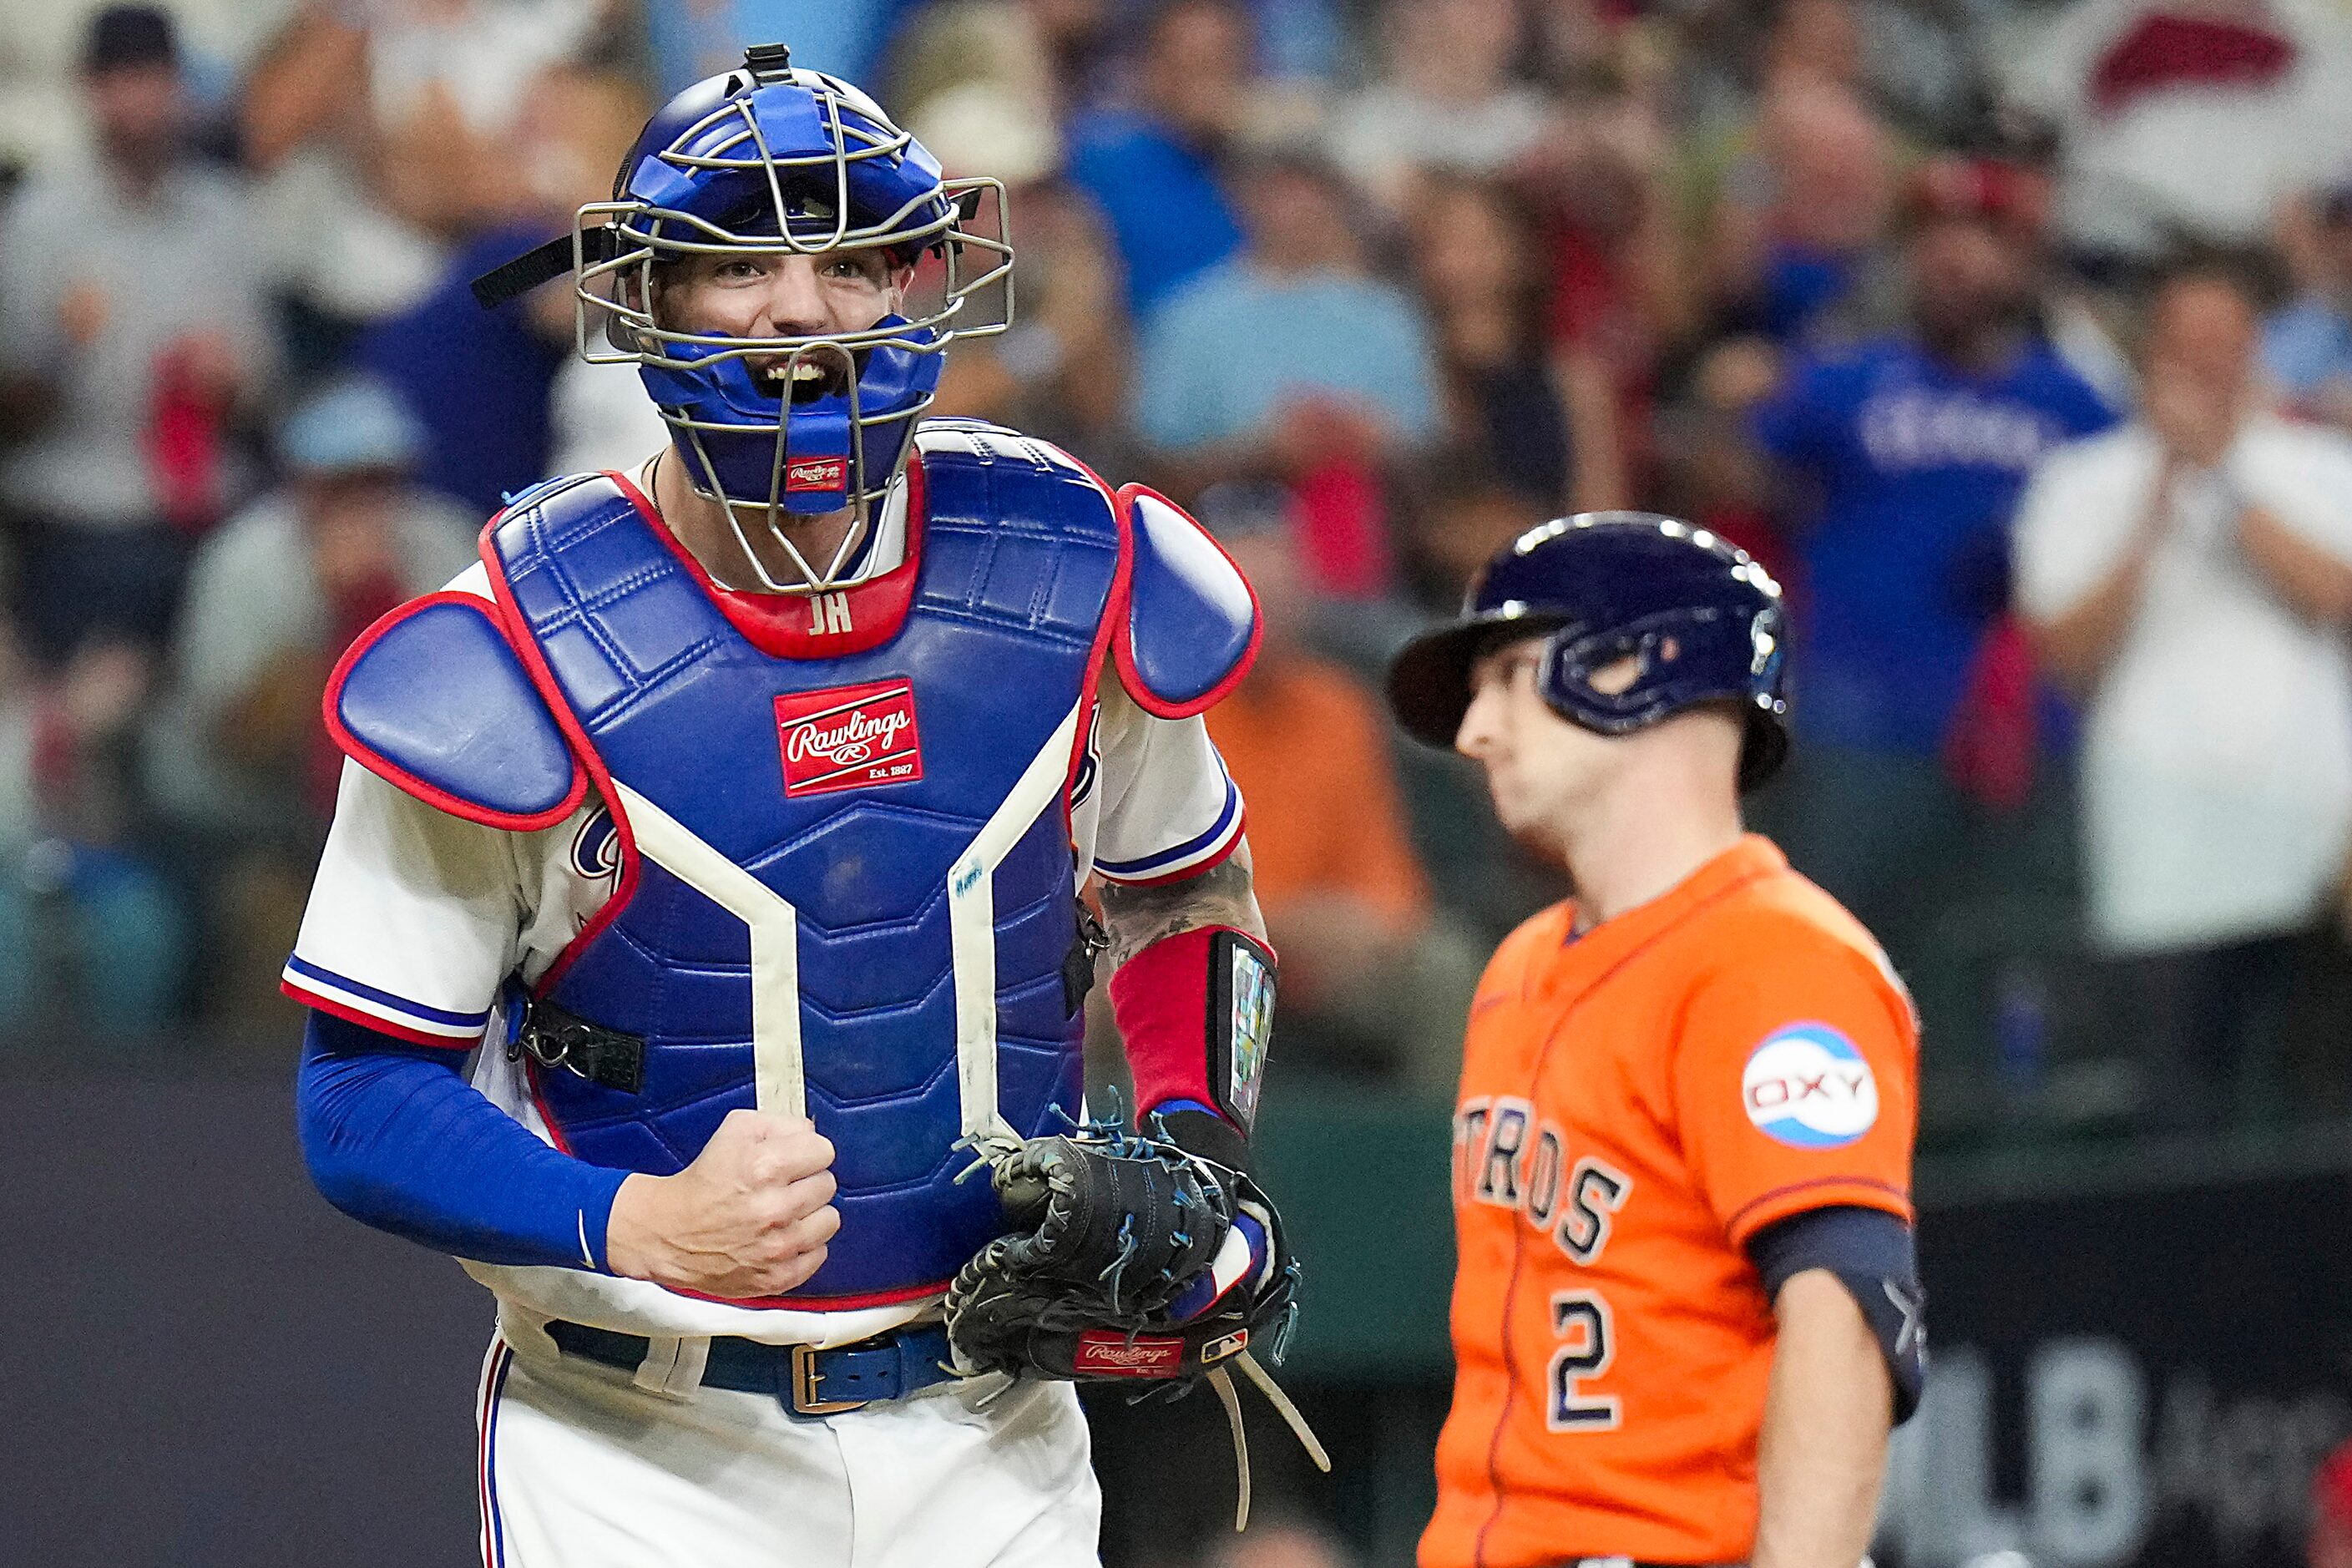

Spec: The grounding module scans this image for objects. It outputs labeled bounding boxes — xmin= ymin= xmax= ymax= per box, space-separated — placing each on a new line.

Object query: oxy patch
xmin=1742 ymin=1024 xmax=1878 ymax=1148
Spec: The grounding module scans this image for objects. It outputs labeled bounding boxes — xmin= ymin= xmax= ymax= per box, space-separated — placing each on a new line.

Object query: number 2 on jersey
xmin=1546 ymin=1289 xmax=1621 ymax=1432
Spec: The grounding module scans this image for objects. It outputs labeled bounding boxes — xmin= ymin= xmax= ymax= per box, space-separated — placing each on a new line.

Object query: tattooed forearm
xmin=1095 ymin=841 xmax=1267 ymax=971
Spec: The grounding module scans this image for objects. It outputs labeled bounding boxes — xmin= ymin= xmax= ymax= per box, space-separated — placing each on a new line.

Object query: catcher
xmin=287 ymin=44 xmax=1313 ymax=1567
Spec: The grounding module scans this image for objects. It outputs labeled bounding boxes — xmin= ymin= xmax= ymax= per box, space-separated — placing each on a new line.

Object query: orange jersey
xmin=1422 ymin=836 xmax=1918 ymax=1568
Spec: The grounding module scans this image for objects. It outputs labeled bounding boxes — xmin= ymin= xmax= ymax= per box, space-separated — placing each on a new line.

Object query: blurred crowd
xmin=3 ymin=0 xmax=2352 ymax=1144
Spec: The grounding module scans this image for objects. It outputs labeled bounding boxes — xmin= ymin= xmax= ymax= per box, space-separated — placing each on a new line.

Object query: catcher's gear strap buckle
xmin=544 ymin=1318 xmax=958 ymax=1417
xmin=1060 ymin=898 xmax=1107 ymax=1018
xmin=1106 ymin=925 xmax=1275 ymax=1166
xmin=511 ymin=994 xmax=645 ymax=1095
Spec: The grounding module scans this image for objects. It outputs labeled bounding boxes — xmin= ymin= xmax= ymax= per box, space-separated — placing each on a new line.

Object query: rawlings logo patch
xmin=784 ymin=457 xmax=847 ymax=493
xmin=775 ymin=681 xmax=923 ymax=797
xmin=1073 ymin=1332 xmax=1184 ymax=1377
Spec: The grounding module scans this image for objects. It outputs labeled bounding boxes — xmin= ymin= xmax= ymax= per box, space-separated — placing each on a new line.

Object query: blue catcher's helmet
xmin=1385 ymin=512 xmax=1790 ymax=791
xmin=471 ymin=43 xmax=1013 ymax=590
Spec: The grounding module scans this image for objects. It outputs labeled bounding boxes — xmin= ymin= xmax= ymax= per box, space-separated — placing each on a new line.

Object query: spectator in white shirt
xmin=0 ymin=5 xmax=278 ymax=665
xmin=2013 ymin=262 xmax=2352 ymax=1128
xmin=2002 ymin=0 xmax=2352 ymax=266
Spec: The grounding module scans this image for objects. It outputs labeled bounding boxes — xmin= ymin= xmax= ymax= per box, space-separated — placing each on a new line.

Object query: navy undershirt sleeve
xmin=296 ymin=1009 xmax=630 ymax=1272
xmin=1747 ymin=1203 xmax=1926 ymax=1424
xmin=1746 ymin=1203 xmax=1911 ymax=1297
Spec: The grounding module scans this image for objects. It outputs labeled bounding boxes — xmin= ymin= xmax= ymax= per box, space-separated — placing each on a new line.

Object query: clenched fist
xmin=605 ymin=1110 xmax=840 ymax=1298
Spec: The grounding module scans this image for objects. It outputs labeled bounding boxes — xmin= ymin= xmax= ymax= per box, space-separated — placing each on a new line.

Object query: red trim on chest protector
xmin=667 ymin=1275 xmax=954 ymax=1313
xmin=608 ymin=460 xmax=928 ymax=660
xmin=473 ymin=529 xmax=643 ymax=999
xmin=1110 ymin=482 xmax=1264 ymax=721
xmin=1061 ymin=451 xmax=1137 ymax=812
xmin=1108 ymin=923 xmax=1263 ymax=1122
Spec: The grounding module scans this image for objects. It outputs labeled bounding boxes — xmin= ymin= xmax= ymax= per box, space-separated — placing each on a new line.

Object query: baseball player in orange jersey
xmin=1385 ymin=513 xmax=1924 ymax=1568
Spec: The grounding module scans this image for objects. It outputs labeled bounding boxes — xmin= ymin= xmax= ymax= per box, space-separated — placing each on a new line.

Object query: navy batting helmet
xmin=1386 ymin=512 xmax=1790 ymax=791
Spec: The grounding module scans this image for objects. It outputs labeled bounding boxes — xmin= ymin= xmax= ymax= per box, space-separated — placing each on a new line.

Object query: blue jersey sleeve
xmin=296 ymin=1009 xmax=630 ymax=1271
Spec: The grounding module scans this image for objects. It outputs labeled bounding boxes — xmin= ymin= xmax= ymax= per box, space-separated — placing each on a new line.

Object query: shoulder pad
xmin=1114 ymin=484 xmax=1261 ymax=718
xmin=326 ymin=592 xmax=587 ymax=831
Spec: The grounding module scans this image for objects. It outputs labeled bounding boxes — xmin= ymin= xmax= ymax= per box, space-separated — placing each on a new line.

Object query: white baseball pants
xmin=473 ymin=1333 xmax=1102 ymax=1567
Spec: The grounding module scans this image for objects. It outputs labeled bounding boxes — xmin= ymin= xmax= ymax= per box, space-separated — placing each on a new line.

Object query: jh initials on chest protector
xmin=490 ymin=427 xmax=1121 ymax=1306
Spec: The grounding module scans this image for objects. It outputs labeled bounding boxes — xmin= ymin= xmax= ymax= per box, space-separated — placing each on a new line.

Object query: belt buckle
xmin=789 ymin=1343 xmax=870 ymax=1416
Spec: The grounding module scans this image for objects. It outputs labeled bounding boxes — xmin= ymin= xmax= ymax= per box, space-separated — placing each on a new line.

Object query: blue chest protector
xmin=488 ymin=426 xmax=1121 ymax=1304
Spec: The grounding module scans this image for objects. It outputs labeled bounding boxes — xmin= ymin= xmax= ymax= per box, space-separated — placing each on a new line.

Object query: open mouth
xmin=755 ymin=356 xmax=852 ymax=405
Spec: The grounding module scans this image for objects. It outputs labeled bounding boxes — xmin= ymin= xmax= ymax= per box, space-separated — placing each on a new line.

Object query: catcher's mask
xmin=471 ymin=42 xmax=1013 ymax=592
xmin=1385 ymin=512 xmax=1791 ymax=792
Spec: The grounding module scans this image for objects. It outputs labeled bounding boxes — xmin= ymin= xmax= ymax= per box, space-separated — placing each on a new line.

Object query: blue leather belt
xmin=544 ymin=1318 xmax=960 ymax=1418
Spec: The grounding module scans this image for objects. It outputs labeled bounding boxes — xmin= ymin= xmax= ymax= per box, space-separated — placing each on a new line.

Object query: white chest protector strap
xmin=605 ymin=699 xmax=1081 ymax=1138
xmin=608 ymin=781 xmax=808 ymax=1117
xmin=948 ymin=701 xmax=1083 ymax=1144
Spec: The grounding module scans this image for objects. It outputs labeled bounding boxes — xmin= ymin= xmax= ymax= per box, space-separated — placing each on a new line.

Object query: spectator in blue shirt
xmin=1134 ymin=149 xmax=1440 ymax=477
xmin=1133 ymin=150 xmax=1440 ymax=600
xmin=1067 ymin=0 xmax=1251 ymax=318
xmin=1746 ymin=196 xmax=2117 ymax=959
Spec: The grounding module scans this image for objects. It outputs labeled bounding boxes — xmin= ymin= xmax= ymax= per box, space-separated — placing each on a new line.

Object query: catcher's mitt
xmin=944 ymin=1119 xmax=1328 ymax=1527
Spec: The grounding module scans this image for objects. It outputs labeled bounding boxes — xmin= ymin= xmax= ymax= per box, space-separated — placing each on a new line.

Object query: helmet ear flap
xmin=1737 ymin=708 xmax=1790 ymax=792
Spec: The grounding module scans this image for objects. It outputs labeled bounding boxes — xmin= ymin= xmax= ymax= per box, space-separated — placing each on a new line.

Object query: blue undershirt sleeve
xmin=296 ymin=1009 xmax=631 ymax=1272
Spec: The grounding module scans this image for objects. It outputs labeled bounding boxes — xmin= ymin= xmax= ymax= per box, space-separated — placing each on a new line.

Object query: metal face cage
xmin=572 ymin=72 xmax=1015 ymax=594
